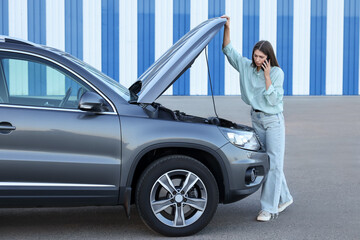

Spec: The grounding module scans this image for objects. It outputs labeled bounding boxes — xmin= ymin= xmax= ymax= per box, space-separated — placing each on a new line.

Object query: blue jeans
xmin=251 ymin=109 xmax=293 ymax=214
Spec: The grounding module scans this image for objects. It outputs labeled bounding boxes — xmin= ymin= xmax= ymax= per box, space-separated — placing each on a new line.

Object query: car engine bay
xmin=143 ymin=102 xmax=254 ymax=132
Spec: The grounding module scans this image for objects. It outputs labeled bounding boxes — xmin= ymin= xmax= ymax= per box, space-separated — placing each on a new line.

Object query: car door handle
xmin=0 ymin=125 xmax=16 ymax=130
xmin=0 ymin=122 xmax=16 ymax=134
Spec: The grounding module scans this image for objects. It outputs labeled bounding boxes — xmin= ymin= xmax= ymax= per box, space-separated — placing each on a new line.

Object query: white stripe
xmin=46 ymin=67 xmax=65 ymax=95
xmin=46 ymin=0 xmax=65 ymax=50
xmin=120 ymin=0 xmax=138 ymax=88
xmin=259 ymin=0 xmax=277 ymax=53
xmin=326 ymin=0 xmax=344 ymax=95
xmin=9 ymin=59 xmax=28 ymax=95
xmin=8 ymin=0 xmax=28 ymax=96
xmin=83 ymin=0 xmax=102 ymax=71
xmin=0 ymin=182 xmax=115 ymax=188
xmin=225 ymin=0 xmax=242 ymax=95
xmin=8 ymin=0 xmax=27 ymax=40
xmin=155 ymin=0 xmax=173 ymax=95
xmin=46 ymin=0 xmax=65 ymax=95
xmin=190 ymin=0 xmax=208 ymax=95
xmin=293 ymin=0 xmax=311 ymax=95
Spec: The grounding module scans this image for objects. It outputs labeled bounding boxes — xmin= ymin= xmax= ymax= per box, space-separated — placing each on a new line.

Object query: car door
xmin=0 ymin=51 xmax=121 ymax=206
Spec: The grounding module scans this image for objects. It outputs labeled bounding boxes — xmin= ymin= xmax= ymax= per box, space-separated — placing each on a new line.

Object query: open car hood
xmin=130 ymin=17 xmax=226 ymax=104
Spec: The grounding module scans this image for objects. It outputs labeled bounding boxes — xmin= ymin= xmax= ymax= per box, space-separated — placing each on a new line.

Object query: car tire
xmin=136 ymin=155 xmax=219 ymax=237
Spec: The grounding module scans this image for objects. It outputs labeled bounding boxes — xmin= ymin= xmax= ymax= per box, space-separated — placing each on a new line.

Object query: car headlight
xmin=219 ymin=127 xmax=260 ymax=151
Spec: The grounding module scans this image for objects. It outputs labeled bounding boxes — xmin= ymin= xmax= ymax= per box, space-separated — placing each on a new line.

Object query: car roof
xmin=0 ymin=35 xmax=37 ymax=46
xmin=0 ymin=35 xmax=71 ymax=58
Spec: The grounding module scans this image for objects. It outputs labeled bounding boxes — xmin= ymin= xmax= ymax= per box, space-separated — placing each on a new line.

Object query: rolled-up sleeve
xmin=222 ymin=42 xmax=250 ymax=74
xmin=263 ymin=68 xmax=284 ymax=106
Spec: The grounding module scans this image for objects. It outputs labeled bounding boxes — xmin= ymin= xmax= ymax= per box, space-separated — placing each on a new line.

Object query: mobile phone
xmin=261 ymin=57 xmax=270 ymax=71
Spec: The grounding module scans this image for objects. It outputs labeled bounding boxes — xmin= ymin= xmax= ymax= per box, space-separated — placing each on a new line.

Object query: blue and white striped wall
xmin=0 ymin=0 xmax=359 ymax=96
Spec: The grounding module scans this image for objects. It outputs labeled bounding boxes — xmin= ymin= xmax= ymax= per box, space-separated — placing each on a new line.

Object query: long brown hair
xmin=251 ymin=40 xmax=280 ymax=68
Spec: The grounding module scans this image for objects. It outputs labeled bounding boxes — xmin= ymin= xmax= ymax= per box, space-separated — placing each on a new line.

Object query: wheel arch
xmin=126 ymin=143 xmax=230 ymax=204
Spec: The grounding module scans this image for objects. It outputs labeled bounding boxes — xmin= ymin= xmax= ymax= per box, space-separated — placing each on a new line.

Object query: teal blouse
xmin=222 ymin=42 xmax=284 ymax=114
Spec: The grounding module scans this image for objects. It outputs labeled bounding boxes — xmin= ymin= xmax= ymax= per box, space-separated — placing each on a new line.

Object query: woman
xmin=221 ymin=15 xmax=293 ymax=222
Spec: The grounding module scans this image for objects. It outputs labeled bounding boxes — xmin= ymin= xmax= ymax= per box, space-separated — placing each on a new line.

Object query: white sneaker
xmin=257 ymin=210 xmax=272 ymax=222
xmin=278 ymin=199 xmax=293 ymax=213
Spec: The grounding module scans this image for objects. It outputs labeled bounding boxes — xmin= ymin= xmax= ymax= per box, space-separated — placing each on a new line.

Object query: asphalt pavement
xmin=0 ymin=96 xmax=359 ymax=240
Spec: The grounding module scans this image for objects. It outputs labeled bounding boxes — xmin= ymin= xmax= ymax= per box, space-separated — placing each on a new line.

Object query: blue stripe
xmin=277 ymin=0 xmax=293 ymax=96
xmin=138 ymin=0 xmax=155 ymax=78
xmin=65 ymin=0 xmax=83 ymax=59
xmin=343 ymin=0 xmax=359 ymax=95
xmin=173 ymin=0 xmax=190 ymax=95
xmin=28 ymin=0 xmax=46 ymax=96
xmin=243 ymin=0 xmax=259 ymax=59
xmin=0 ymin=0 xmax=9 ymax=89
xmin=0 ymin=0 xmax=8 ymax=35
xmin=0 ymin=0 xmax=9 ymax=87
xmin=101 ymin=0 xmax=119 ymax=82
xmin=208 ymin=0 xmax=225 ymax=95
xmin=65 ymin=0 xmax=83 ymax=94
xmin=0 ymin=0 xmax=9 ymax=91
xmin=3 ymin=60 xmax=9 ymax=88
xmin=310 ymin=0 xmax=326 ymax=95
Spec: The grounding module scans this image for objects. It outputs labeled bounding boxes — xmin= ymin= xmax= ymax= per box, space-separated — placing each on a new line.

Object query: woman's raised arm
xmin=221 ymin=15 xmax=230 ymax=48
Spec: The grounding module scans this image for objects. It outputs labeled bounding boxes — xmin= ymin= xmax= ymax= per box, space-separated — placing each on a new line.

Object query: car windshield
xmin=62 ymin=53 xmax=131 ymax=101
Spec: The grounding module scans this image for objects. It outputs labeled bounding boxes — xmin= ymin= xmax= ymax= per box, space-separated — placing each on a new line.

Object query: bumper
xmin=217 ymin=143 xmax=269 ymax=204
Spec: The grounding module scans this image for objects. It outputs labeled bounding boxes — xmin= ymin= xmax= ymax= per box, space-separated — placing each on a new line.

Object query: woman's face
xmin=253 ymin=49 xmax=267 ymax=68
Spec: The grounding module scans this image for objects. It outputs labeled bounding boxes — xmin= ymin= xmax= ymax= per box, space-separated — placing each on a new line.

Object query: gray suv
xmin=0 ymin=18 xmax=268 ymax=236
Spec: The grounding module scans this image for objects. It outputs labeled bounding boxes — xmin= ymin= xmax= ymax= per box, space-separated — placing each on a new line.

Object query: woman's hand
xmin=263 ymin=59 xmax=272 ymax=90
xmin=263 ymin=59 xmax=271 ymax=78
xmin=221 ymin=15 xmax=230 ymax=28
xmin=221 ymin=15 xmax=230 ymax=48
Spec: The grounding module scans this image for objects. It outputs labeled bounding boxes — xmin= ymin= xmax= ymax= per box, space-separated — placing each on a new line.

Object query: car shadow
xmin=0 ymin=194 xmax=287 ymax=239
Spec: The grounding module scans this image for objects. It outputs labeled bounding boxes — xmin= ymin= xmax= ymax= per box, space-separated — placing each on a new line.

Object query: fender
xmin=125 ymin=142 xmax=230 ymax=198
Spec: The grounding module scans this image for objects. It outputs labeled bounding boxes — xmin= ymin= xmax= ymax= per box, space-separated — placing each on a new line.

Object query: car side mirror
xmin=78 ymin=92 xmax=106 ymax=112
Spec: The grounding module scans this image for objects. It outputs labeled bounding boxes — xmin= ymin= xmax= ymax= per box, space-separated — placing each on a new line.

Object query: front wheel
xmin=136 ymin=155 xmax=219 ymax=237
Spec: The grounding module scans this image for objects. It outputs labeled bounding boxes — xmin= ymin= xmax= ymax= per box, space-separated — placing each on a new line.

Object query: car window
xmin=62 ymin=53 xmax=131 ymax=102
xmin=0 ymin=57 xmax=92 ymax=109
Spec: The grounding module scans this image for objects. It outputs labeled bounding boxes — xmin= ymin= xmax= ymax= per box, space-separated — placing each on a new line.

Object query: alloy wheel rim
xmin=150 ymin=169 xmax=208 ymax=228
